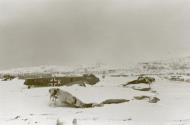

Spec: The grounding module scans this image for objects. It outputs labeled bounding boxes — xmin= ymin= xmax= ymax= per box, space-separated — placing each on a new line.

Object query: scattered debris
xmin=134 ymin=96 xmax=150 ymax=100
xmin=131 ymin=86 xmax=151 ymax=91
xmin=123 ymin=76 xmax=155 ymax=86
xmin=13 ymin=115 xmax=20 ymax=120
xmin=101 ymin=99 xmax=129 ymax=104
xmin=2 ymin=74 xmax=15 ymax=81
xmin=165 ymin=75 xmax=190 ymax=83
xmin=149 ymin=97 xmax=160 ymax=103
xmin=166 ymin=75 xmax=185 ymax=82
xmin=134 ymin=96 xmax=160 ymax=103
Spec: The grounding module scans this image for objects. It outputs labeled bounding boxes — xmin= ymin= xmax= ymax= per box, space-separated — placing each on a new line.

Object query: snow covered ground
xmin=1 ymin=75 xmax=190 ymax=125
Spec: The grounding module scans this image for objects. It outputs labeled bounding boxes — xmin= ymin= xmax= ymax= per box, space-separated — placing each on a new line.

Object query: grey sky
xmin=1 ymin=0 xmax=190 ymax=70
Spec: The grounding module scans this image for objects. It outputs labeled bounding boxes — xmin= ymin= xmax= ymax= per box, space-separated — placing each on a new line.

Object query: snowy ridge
xmin=1 ymin=57 xmax=190 ymax=76
xmin=0 ymin=63 xmax=127 ymax=77
xmin=132 ymin=56 xmax=190 ymax=75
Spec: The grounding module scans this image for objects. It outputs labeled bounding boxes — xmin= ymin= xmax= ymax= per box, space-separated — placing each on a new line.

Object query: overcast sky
xmin=1 ymin=0 xmax=190 ymax=70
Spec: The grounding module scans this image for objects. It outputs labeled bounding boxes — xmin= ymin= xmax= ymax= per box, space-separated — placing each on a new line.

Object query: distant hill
xmin=1 ymin=57 xmax=190 ymax=78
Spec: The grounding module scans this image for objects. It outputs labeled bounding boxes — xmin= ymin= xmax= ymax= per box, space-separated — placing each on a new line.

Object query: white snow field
xmin=1 ymin=75 xmax=190 ymax=125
